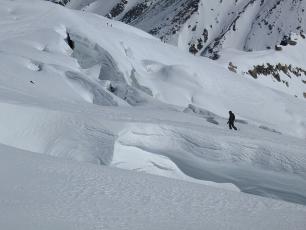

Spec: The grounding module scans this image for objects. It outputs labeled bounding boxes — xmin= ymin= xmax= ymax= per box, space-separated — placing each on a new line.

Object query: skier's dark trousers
xmin=227 ymin=111 xmax=237 ymax=130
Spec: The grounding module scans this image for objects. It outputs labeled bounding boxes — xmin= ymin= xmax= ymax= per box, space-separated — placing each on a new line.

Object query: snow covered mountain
xmin=50 ymin=0 xmax=306 ymax=99
xmin=57 ymin=0 xmax=306 ymax=55
xmin=1 ymin=0 xmax=306 ymax=228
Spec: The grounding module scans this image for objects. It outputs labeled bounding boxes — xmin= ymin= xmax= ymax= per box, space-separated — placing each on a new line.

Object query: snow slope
xmin=61 ymin=0 xmax=306 ymax=54
xmin=1 ymin=144 xmax=306 ymax=230
xmin=0 ymin=1 xmax=306 ymax=227
xmin=217 ymin=33 xmax=306 ymax=100
xmin=50 ymin=0 xmax=306 ymax=100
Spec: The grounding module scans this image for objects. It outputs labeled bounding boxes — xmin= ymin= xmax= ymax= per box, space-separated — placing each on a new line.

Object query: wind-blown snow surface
xmin=2 ymin=144 xmax=306 ymax=230
xmin=1 ymin=0 xmax=306 ymax=228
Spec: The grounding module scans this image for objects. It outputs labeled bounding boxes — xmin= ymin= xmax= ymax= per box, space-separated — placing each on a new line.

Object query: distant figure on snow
xmin=227 ymin=111 xmax=237 ymax=130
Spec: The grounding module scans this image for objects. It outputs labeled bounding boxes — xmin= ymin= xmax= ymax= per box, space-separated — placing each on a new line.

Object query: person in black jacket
xmin=227 ymin=111 xmax=237 ymax=130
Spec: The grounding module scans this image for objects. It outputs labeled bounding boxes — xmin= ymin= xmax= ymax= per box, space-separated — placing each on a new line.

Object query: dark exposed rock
xmin=248 ymin=63 xmax=306 ymax=86
xmin=275 ymin=45 xmax=282 ymax=51
xmin=66 ymin=32 xmax=74 ymax=50
xmin=228 ymin=62 xmax=238 ymax=73
xmin=108 ymin=0 xmax=128 ymax=18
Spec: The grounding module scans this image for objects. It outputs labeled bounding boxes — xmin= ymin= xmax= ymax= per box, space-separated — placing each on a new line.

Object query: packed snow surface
xmin=0 ymin=0 xmax=306 ymax=228
xmin=1 ymin=144 xmax=306 ymax=230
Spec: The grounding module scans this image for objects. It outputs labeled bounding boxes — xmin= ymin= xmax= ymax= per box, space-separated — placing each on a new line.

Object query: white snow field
xmin=217 ymin=32 xmax=306 ymax=101
xmin=1 ymin=144 xmax=306 ymax=230
xmin=0 ymin=0 xmax=306 ymax=228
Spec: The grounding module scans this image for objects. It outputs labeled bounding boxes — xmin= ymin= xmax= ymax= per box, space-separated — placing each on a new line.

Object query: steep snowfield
xmin=1 ymin=0 xmax=306 ymax=227
xmin=62 ymin=0 xmax=306 ymax=54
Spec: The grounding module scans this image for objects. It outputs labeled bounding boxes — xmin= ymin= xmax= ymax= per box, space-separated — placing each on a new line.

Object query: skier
xmin=227 ymin=111 xmax=237 ymax=130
